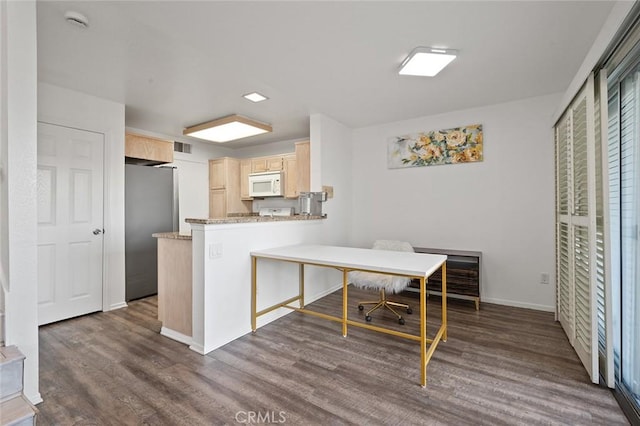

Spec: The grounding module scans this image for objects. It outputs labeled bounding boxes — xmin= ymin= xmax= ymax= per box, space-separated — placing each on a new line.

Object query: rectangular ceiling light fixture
xmin=183 ymin=114 xmax=272 ymax=143
xmin=399 ymin=47 xmax=457 ymax=77
xmin=243 ymin=92 xmax=268 ymax=102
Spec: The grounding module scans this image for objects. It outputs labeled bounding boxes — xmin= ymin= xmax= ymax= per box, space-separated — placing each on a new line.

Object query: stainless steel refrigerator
xmin=125 ymin=164 xmax=178 ymax=301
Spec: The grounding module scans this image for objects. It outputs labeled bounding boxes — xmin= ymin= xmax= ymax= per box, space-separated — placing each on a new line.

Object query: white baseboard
xmin=108 ymin=302 xmax=128 ymax=311
xmin=189 ymin=342 xmax=205 ymax=355
xmin=307 ymin=283 xmax=344 ymax=303
xmin=0 ymin=311 xmax=4 ymax=346
xmin=481 ymin=297 xmax=555 ymax=313
xmin=26 ymin=392 xmax=43 ymax=405
xmin=160 ymin=327 xmax=192 ymax=345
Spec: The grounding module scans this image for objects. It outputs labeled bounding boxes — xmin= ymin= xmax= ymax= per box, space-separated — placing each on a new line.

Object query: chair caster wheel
xmin=399 ymin=317 xmax=405 ymax=325
xmin=406 ymin=308 xmax=413 ymax=315
xmin=358 ymin=304 xmax=364 ymax=311
xmin=365 ymin=315 xmax=372 ymax=322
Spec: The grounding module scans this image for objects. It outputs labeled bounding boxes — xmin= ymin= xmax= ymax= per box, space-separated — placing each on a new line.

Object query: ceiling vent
xmin=174 ymin=141 xmax=191 ymax=154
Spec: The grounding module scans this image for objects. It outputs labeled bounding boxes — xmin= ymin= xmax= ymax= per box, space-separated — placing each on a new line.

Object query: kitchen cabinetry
xmin=295 ymin=141 xmax=310 ymax=194
xmin=251 ymin=155 xmax=283 ymax=173
xmin=209 ymin=189 xmax=227 ymax=218
xmin=125 ymin=132 xmax=173 ymax=165
xmin=283 ymin=154 xmax=297 ymax=198
xmin=208 ymin=158 xmax=251 ymax=217
xmin=233 ymin=140 xmax=310 ymax=202
xmin=156 ymin=235 xmax=192 ymax=342
xmin=409 ymin=247 xmax=481 ymax=310
xmin=240 ymin=159 xmax=252 ymax=200
xmin=209 ymin=158 xmax=226 ymax=189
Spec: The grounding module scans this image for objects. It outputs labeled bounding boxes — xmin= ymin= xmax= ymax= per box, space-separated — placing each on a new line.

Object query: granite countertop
xmin=152 ymin=231 xmax=193 ymax=240
xmin=185 ymin=214 xmax=326 ymax=225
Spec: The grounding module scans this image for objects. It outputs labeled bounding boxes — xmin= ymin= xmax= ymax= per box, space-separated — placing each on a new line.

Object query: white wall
xmin=232 ymin=137 xmax=305 ymax=159
xmin=172 ymin=156 xmax=208 ymax=233
xmin=310 ymin=114 xmax=353 ymax=246
xmin=350 ymin=94 xmax=560 ymax=311
xmin=38 ymin=83 xmax=127 ymax=311
xmin=0 ymin=0 xmax=6 ymax=346
xmin=2 ymin=0 xmax=40 ymax=404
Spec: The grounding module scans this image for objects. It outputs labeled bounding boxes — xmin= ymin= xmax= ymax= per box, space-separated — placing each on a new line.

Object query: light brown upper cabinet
xmin=283 ymin=154 xmax=297 ymax=199
xmin=295 ymin=141 xmax=310 ymax=194
xmin=240 ymin=159 xmax=253 ymax=200
xmin=251 ymin=155 xmax=283 ymax=173
xmin=209 ymin=189 xmax=227 ymax=219
xmin=209 ymin=158 xmax=226 ymax=189
xmin=125 ymin=132 xmax=173 ymax=165
xmin=267 ymin=156 xmax=283 ymax=171
xmin=208 ymin=157 xmax=251 ymax=217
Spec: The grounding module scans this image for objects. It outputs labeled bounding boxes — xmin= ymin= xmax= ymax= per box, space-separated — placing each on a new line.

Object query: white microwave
xmin=249 ymin=171 xmax=284 ymax=197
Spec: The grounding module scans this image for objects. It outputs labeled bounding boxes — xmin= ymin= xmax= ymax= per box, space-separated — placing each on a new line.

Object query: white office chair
xmin=349 ymin=240 xmax=414 ymax=325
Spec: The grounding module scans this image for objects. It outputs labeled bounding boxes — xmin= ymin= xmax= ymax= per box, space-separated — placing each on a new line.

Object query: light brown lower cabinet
xmin=157 ymin=237 xmax=192 ymax=339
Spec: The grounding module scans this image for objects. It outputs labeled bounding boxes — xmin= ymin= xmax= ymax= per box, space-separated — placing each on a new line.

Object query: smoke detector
xmin=64 ymin=11 xmax=89 ymax=29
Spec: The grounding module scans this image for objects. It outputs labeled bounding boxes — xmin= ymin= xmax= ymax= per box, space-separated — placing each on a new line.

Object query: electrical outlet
xmin=540 ymin=272 xmax=550 ymax=285
xmin=209 ymin=243 xmax=223 ymax=259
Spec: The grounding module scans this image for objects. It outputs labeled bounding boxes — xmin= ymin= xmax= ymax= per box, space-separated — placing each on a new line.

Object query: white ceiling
xmin=37 ymin=1 xmax=616 ymax=148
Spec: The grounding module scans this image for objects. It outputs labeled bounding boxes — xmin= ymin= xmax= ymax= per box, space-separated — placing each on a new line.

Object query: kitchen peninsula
xmin=154 ymin=213 xmax=332 ymax=355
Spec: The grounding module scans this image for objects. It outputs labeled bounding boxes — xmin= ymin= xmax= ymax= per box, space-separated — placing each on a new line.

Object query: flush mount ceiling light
xmin=399 ymin=47 xmax=457 ymax=77
xmin=183 ymin=114 xmax=272 ymax=143
xmin=243 ymin=92 xmax=268 ymax=103
xmin=64 ymin=11 xmax=89 ymax=28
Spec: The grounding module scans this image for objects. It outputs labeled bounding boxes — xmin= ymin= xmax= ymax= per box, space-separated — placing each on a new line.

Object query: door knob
xmin=92 ymin=228 xmax=103 ymax=235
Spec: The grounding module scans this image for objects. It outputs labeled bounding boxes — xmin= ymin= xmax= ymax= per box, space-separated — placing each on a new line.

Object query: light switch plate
xmin=322 ymin=185 xmax=334 ymax=199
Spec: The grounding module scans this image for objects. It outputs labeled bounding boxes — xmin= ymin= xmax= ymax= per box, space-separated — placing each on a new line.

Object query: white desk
xmin=250 ymin=244 xmax=447 ymax=387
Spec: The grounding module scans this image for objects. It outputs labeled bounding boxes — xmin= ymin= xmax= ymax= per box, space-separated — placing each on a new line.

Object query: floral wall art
xmin=387 ymin=124 xmax=483 ymax=169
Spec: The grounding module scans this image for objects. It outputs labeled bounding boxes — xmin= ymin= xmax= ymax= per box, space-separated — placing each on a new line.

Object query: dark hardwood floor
xmin=37 ymin=288 xmax=628 ymax=425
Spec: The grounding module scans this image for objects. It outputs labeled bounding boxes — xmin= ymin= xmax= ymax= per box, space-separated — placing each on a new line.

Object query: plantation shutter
xmin=555 ymin=73 xmax=599 ymax=383
xmin=556 ymin=111 xmax=574 ymax=337
xmin=597 ymin=71 xmax=615 ymax=387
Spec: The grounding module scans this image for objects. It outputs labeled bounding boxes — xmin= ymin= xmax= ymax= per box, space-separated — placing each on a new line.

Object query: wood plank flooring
xmin=37 ymin=288 xmax=628 ymax=425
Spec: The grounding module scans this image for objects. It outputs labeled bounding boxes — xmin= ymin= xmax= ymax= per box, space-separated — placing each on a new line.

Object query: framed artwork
xmin=387 ymin=124 xmax=483 ymax=169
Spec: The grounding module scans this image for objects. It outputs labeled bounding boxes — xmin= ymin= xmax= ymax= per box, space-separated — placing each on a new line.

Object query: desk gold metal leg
xmin=420 ymin=276 xmax=426 ymax=387
xmin=442 ymin=262 xmax=447 ymax=342
xmin=251 ymin=256 xmax=257 ymax=332
xmin=299 ymin=264 xmax=305 ymax=308
xmin=343 ymin=268 xmax=348 ymax=337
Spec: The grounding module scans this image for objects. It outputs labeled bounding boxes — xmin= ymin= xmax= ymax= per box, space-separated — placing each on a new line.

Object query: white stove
xmin=258 ymin=207 xmax=294 ymax=217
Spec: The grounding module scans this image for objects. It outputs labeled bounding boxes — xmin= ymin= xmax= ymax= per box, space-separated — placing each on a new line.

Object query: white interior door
xmin=37 ymin=122 xmax=104 ymax=325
